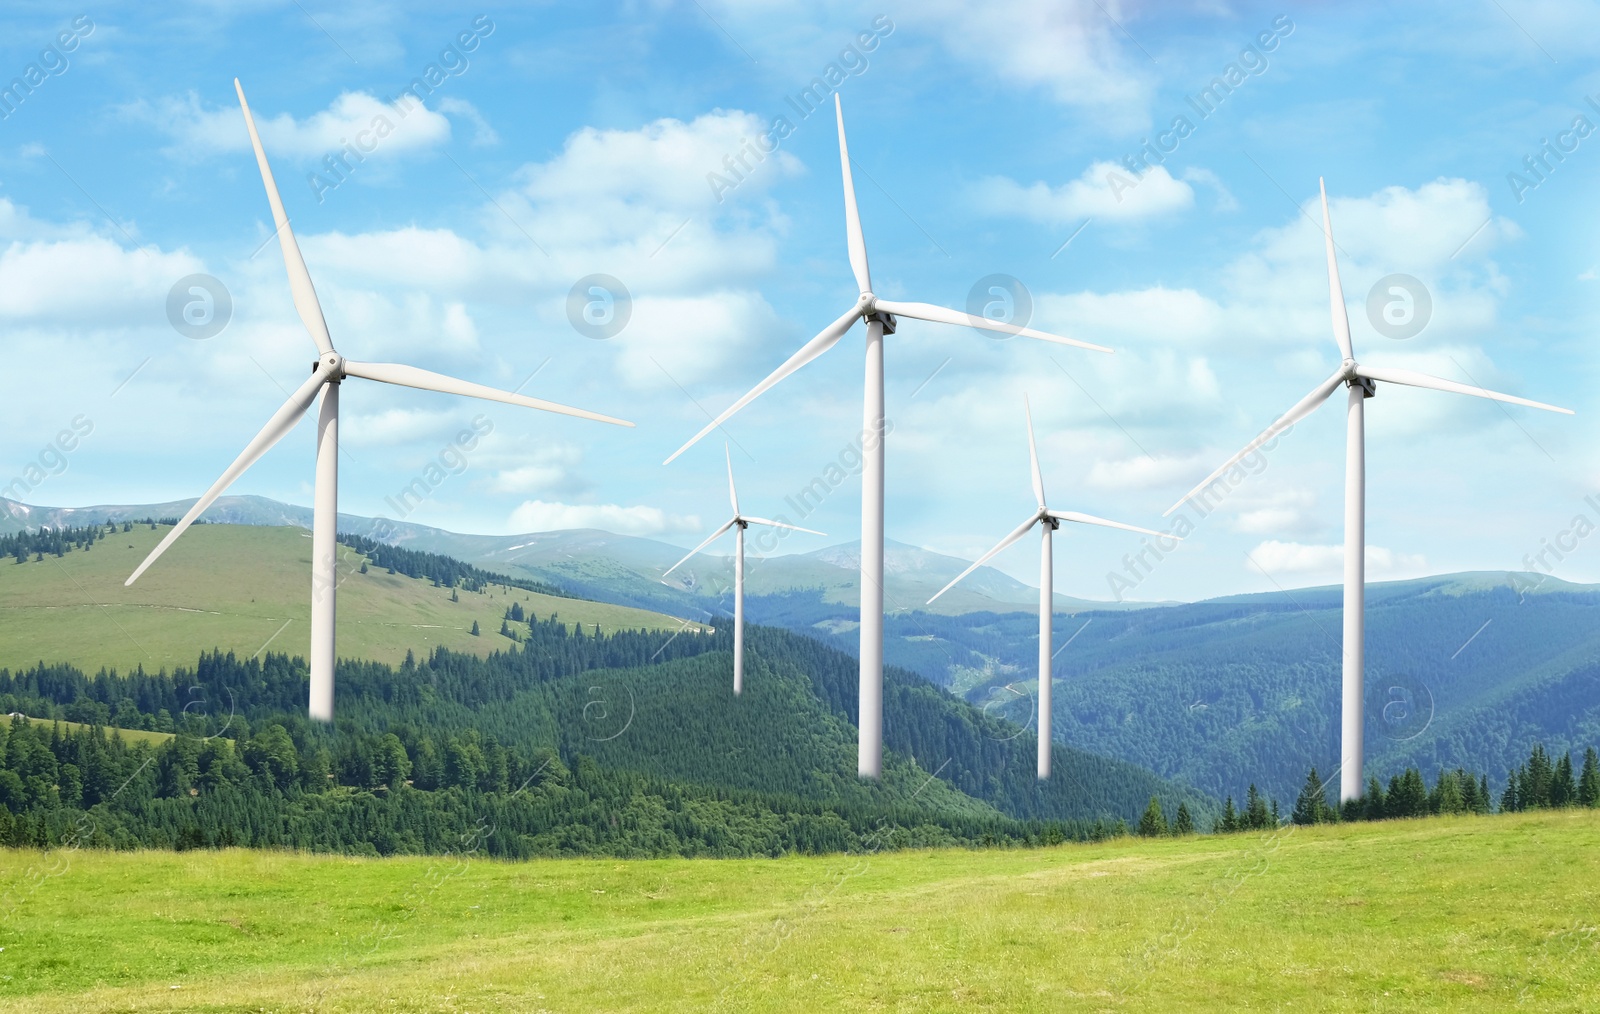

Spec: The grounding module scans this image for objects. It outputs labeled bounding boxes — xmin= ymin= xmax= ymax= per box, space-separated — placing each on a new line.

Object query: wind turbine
xmin=928 ymin=398 xmax=1172 ymax=779
xmin=125 ymin=80 xmax=633 ymax=722
xmin=664 ymin=95 xmax=1114 ymax=778
xmin=1165 ymin=178 xmax=1573 ymax=803
xmin=662 ymin=445 xmax=823 ymax=695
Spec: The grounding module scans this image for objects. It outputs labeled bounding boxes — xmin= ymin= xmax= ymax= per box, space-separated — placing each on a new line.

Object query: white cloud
xmin=611 ymin=291 xmax=778 ymax=390
xmin=1085 ymin=454 xmax=1206 ymax=492
xmin=508 ymin=499 xmax=699 ymax=536
xmin=974 ymin=161 xmax=1194 ymax=224
xmin=914 ymin=0 xmax=1152 ymax=122
xmin=134 ymin=90 xmax=453 ymax=161
xmin=1249 ymin=540 xmax=1427 ymax=577
xmin=435 ymin=97 xmax=499 ymax=147
xmin=0 ymin=233 xmax=201 ymax=324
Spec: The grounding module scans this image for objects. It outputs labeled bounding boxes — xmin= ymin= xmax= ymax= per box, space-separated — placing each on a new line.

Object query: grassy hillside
xmin=0 ymin=524 xmax=703 ymax=675
xmin=3 ymin=810 xmax=1597 ymax=1011
xmin=16 ymin=716 xmax=173 ymax=748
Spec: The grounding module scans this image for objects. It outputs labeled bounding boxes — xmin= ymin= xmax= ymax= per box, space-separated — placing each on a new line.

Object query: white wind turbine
xmin=1166 ymin=178 xmax=1572 ymax=803
xmin=662 ymin=445 xmax=824 ymax=695
xmin=125 ymin=80 xmax=633 ymax=722
xmin=928 ymin=398 xmax=1172 ymax=780
xmin=664 ymin=95 xmax=1114 ymax=778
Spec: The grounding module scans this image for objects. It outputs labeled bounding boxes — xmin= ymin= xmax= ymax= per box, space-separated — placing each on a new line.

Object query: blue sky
xmin=1 ymin=0 xmax=1596 ymax=603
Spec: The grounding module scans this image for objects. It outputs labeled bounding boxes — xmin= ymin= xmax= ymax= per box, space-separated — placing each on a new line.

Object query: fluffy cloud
xmin=974 ymin=162 xmax=1194 ymax=224
xmin=508 ymin=500 xmax=699 ymax=536
xmin=134 ymin=90 xmax=455 ymax=161
xmin=0 ymin=232 xmax=202 ymax=324
xmin=1248 ymin=540 xmax=1427 ymax=577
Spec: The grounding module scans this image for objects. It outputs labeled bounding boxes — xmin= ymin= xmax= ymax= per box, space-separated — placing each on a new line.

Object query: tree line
xmin=337 ymin=533 xmax=571 ymax=599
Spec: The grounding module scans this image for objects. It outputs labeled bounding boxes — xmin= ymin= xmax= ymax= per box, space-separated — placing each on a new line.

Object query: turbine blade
xmin=663 ymin=304 xmax=860 ymax=465
xmin=126 ymin=366 xmax=331 ymax=585
xmin=341 ymin=361 xmax=633 ymax=426
xmin=835 ymin=95 xmax=871 ymax=294
xmin=1355 ymin=364 xmax=1574 ymax=415
xmin=1164 ymin=366 xmax=1347 ymax=517
xmin=1025 ymin=394 xmax=1045 ymax=509
xmin=927 ymin=514 xmax=1040 ymax=604
xmin=742 ymin=516 xmax=825 ymax=536
xmin=235 ymin=79 xmax=335 ymax=357
xmin=1320 ymin=178 xmax=1354 ymax=361
xmin=870 ymin=298 xmax=1113 ymax=353
xmin=725 ymin=442 xmax=739 ymax=515
xmin=1049 ymin=510 xmax=1176 ymax=540
xmin=662 ymin=518 xmax=738 ymax=577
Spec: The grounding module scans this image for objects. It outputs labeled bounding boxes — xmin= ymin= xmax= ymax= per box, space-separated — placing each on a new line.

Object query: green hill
xmin=4 ymin=809 xmax=1598 ymax=1011
xmin=879 ymin=574 xmax=1600 ymax=807
xmin=0 ymin=523 xmax=704 ymax=675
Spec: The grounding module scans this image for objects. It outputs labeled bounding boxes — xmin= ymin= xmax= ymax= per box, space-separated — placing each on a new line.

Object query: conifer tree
xmin=1500 ymin=769 xmax=1519 ymax=813
xmin=1554 ymin=752 xmax=1577 ymax=807
xmin=1579 ymin=748 xmax=1600 ymax=808
xmin=1172 ymin=802 xmax=1194 ymax=835
xmin=1216 ymin=796 xmax=1238 ymax=834
xmin=1138 ymin=796 xmax=1168 ymax=837
xmin=1244 ymin=784 xmax=1271 ymax=830
xmin=1292 ymin=767 xmax=1332 ymax=825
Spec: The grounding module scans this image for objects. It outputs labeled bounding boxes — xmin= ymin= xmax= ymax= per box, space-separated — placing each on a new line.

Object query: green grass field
xmin=14 ymin=717 xmax=174 ymax=749
xmin=0 ymin=525 xmax=705 ymax=675
xmin=2 ymin=810 xmax=1597 ymax=1011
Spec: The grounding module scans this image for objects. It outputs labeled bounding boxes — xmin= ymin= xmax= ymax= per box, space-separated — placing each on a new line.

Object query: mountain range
xmin=8 ymin=494 xmax=1599 ymax=811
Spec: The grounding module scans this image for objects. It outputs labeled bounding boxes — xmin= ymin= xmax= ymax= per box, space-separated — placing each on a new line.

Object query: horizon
xmin=3 ymin=489 xmax=1581 ymax=606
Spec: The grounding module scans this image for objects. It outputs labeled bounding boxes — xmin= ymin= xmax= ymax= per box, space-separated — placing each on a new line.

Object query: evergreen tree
xmin=1137 ymin=796 xmax=1167 ymax=837
xmin=1216 ymin=796 xmax=1238 ymax=834
xmin=1244 ymin=784 xmax=1271 ymax=830
xmin=1579 ymin=748 xmax=1600 ymax=808
xmin=1433 ymin=770 xmax=1465 ymax=815
xmin=1172 ymin=802 xmax=1194 ymax=836
xmin=471 ymin=620 xmax=481 ymax=637
xmin=1554 ymin=752 xmax=1577 ymax=807
xmin=1524 ymin=745 xmax=1555 ymax=809
xmin=1291 ymin=767 xmax=1332 ymax=825
xmin=1501 ymin=769 xmax=1519 ymax=813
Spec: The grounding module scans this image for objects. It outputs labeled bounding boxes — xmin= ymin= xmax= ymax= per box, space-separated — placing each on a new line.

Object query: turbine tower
xmin=928 ymin=397 xmax=1172 ymax=779
xmin=662 ymin=444 xmax=824 ymax=694
xmin=126 ymin=80 xmax=632 ymax=722
xmin=664 ymin=95 xmax=1114 ymax=778
xmin=1166 ymin=179 xmax=1572 ymax=803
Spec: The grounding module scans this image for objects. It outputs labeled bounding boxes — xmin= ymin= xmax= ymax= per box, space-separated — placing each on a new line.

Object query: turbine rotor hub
xmin=315 ymin=352 xmax=347 ymax=379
